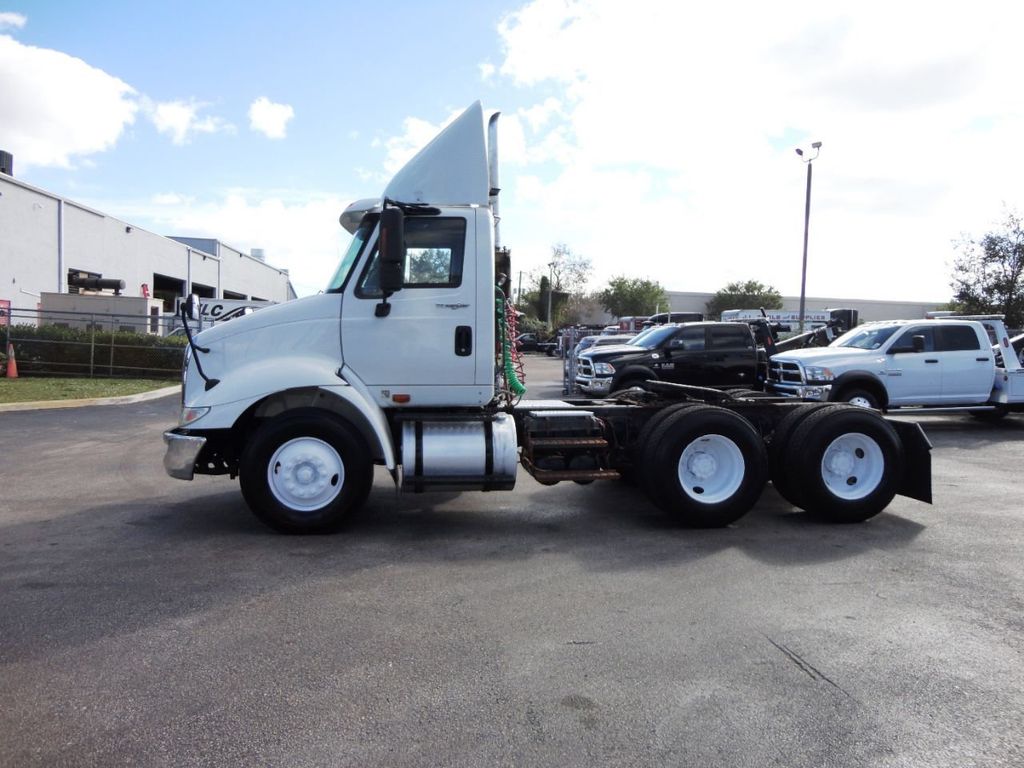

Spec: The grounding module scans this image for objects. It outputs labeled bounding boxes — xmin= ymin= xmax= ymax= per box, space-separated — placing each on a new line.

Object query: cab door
xmin=884 ymin=326 xmax=942 ymax=404
xmin=707 ymin=324 xmax=758 ymax=387
xmin=660 ymin=326 xmax=711 ymax=386
xmin=341 ymin=213 xmax=483 ymax=406
xmin=937 ymin=324 xmax=993 ymax=403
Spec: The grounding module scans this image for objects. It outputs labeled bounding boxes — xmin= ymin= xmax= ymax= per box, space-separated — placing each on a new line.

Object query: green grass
xmin=0 ymin=377 xmax=176 ymax=404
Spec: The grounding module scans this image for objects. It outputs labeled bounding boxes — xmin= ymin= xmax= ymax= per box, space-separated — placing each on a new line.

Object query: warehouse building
xmin=663 ymin=291 xmax=946 ymax=323
xmin=0 ymin=160 xmax=296 ymax=318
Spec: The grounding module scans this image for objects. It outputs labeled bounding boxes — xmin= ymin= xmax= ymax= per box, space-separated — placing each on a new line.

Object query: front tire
xmin=835 ymin=387 xmax=881 ymax=409
xmin=240 ymin=409 xmax=373 ymax=534
xmin=641 ymin=406 xmax=767 ymax=527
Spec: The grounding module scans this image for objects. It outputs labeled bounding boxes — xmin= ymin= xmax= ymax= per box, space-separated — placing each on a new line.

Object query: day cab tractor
xmin=163 ymin=102 xmax=932 ymax=534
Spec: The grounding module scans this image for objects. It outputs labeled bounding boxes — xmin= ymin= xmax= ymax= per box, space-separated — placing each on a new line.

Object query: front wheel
xmin=835 ymin=387 xmax=881 ymax=409
xmin=240 ymin=409 xmax=373 ymax=533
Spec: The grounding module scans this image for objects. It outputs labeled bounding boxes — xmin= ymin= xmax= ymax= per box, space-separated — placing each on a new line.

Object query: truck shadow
xmin=0 ymin=477 xmax=925 ymax=665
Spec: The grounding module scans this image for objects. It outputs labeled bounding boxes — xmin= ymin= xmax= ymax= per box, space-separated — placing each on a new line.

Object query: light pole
xmin=795 ymin=141 xmax=822 ymax=333
xmin=546 ymin=262 xmax=555 ymax=331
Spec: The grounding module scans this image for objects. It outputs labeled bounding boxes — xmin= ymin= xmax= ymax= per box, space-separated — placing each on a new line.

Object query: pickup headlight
xmin=593 ymin=362 xmax=616 ymax=376
xmin=803 ymin=365 xmax=835 ymax=383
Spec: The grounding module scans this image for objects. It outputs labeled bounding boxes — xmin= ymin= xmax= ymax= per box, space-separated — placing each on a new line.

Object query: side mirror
xmin=912 ymin=334 xmax=926 ymax=353
xmin=379 ymin=207 xmax=405 ymax=295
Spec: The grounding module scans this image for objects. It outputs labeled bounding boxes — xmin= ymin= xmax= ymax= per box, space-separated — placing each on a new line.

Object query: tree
xmin=524 ymin=243 xmax=593 ymax=327
xmin=950 ymin=210 xmax=1024 ymax=328
xmin=598 ymin=276 xmax=669 ymax=318
xmin=705 ymin=280 xmax=783 ymax=320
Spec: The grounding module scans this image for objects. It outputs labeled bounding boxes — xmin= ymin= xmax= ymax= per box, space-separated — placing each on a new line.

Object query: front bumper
xmin=162 ymin=430 xmax=207 ymax=480
xmin=575 ymin=375 xmax=611 ymax=396
xmin=766 ymin=382 xmax=833 ymax=401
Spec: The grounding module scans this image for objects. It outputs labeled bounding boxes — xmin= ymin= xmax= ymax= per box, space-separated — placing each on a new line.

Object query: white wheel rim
xmin=847 ymin=395 xmax=875 ymax=409
xmin=267 ymin=437 xmax=345 ymax=512
xmin=820 ymin=432 xmax=884 ymax=500
xmin=677 ymin=434 xmax=745 ymax=504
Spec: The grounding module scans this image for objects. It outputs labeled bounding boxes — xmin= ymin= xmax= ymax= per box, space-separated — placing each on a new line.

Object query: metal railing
xmin=2 ymin=308 xmax=187 ymax=379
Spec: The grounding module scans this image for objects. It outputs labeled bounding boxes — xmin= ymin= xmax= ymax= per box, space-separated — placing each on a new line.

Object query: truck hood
xmin=772 ymin=346 xmax=881 ymax=367
xmin=193 ymin=293 xmax=341 ymax=346
xmin=581 ymin=345 xmax=646 ymax=362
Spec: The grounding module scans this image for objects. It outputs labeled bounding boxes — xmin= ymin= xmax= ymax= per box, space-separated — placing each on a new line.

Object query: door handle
xmin=454 ymin=325 xmax=472 ymax=357
xmin=976 ymin=357 xmax=989 ymax=362
xmin=924 ymin=359 xmax=939 ymax=364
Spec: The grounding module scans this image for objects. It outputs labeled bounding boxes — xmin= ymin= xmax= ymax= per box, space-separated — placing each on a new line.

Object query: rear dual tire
xmin=639 ymin=405 xmax=767 ymax=527
xmin=769 ymin=404 xmax=903 ymax=523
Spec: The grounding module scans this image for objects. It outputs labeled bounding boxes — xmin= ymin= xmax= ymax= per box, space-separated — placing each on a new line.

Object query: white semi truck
xmin=163 ymin=102 xmax=932 ymax=533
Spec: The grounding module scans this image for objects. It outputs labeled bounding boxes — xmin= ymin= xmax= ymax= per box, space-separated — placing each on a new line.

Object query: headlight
xmin=179 ymin=406 xmax=210 ymax=426
xmin=803 ymin=365 xmax=834 ymax=383
xmin=594 ymin=362 xmax=616 ymax=375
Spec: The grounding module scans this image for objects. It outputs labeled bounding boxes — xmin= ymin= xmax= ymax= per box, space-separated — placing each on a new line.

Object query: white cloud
xmin=0 ymin=12 xmax=26 ymax=30
xmin=148 ymin=99 xmax=233 ymax=145
xmin=248 ymin=96 xmax=294 ymax=139
xmin=0 ymin=34 xmax=137 ymax=168
xmin=477 ymin=0 xmax=1024 ymax=302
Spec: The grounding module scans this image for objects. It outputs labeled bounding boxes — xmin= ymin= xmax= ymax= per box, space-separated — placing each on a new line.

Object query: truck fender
xmin=246 ymin=384 xmax=396 ymax=470
xmin=612 ymin=365 xmax=659 ymax=390
xmin=830 ymin=372 xmax=888 ymax=409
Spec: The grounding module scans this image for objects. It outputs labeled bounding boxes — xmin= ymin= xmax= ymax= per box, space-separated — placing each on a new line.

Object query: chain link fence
xmin=1 ymin=308 xmax=188 ymax=379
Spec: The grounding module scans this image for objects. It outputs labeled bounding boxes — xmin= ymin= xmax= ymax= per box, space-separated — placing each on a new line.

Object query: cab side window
xmin=893 ymin=326 xmax=935 ymax=352
xmin=357 ymin=217 xmax=467 ymax=298
xmin=938 ymin=325 xmax=981 ymax=351
xmin=709 ymin=326 xmax=754 ymax=350
xmin=669 ymin=327 xmax=706 ymax=351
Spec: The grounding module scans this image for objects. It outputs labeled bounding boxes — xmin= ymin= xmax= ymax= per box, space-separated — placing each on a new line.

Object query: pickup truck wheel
xmin=787 ymin=407 xmax=903 ymax=523
xmin=767 ymin=403 xmax=836 ymax=509
xmin=240 ymin=410 xmax=373 ymax=534
xmin=642 ymin=406 xmax=767 ymax=527
xmin=836 ymin=388 xmax=880 ymax=409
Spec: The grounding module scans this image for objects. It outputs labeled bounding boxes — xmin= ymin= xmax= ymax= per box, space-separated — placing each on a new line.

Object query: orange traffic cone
xmin=5 ymin=342 xmax=17 ymax=378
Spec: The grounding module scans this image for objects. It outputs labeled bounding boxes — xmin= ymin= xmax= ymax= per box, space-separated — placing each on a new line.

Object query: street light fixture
xmin=795 ymin=141 xmax=822 ymax=333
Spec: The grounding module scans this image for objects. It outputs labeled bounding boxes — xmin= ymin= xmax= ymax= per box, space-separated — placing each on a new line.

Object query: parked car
xmin=573 ymin=334 xmax=636 ymax=357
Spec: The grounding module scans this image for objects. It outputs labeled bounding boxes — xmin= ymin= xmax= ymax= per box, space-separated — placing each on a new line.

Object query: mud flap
xmin=889 ymin=419 xmax=932 ymax=504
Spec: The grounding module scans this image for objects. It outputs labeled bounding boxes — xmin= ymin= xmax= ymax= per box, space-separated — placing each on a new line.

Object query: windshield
xmin=326 ymin=215 xmax=377 ymax=292
xmin=833 ymin=325 xmax=900 ymax=350
xmin=632 ymin=325 xmax=678 ymax=349
xmin=629 ymin=326 xmax=666 ymax=346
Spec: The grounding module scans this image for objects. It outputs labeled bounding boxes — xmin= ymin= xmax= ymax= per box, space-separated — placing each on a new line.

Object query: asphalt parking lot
xmin=1 ymin=356 xmax=1022 ymax=767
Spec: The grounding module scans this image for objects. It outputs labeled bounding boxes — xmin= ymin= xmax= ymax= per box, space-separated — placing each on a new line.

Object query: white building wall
xmin=1 ymin=174 xmax=294 ymax=314
xmin=0 ymin=179 xmax=60 ymax=311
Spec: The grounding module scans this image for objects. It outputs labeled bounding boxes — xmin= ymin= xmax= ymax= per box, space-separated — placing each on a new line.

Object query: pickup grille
xmin=577 ymin=358 xmax=594 ymax=377
xmin=768 ymin=359 xmax=803 ymax=384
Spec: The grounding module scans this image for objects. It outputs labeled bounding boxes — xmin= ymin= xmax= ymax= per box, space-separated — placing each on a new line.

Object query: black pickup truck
xmin=575 ymin=322 xmax=760 ymax=395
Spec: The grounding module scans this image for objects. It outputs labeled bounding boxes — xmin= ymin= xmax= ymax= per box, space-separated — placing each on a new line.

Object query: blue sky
xmin=4 ymin=1 xmax=1024 ymax=301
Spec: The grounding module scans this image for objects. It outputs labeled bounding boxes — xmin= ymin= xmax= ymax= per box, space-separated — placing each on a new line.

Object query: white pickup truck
xmin=766 ymin=315 xmax=1024 ymax=416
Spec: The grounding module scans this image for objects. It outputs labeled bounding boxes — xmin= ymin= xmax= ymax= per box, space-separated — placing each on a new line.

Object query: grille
xmin=768 ymin=360 xmax=803 ymax=384
xmin=577 ymin=359 xmax=594 ymax=377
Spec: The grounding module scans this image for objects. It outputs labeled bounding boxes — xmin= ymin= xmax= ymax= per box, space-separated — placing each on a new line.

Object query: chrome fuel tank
xmin=400 ymin=413 xmax=517 ymax=492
